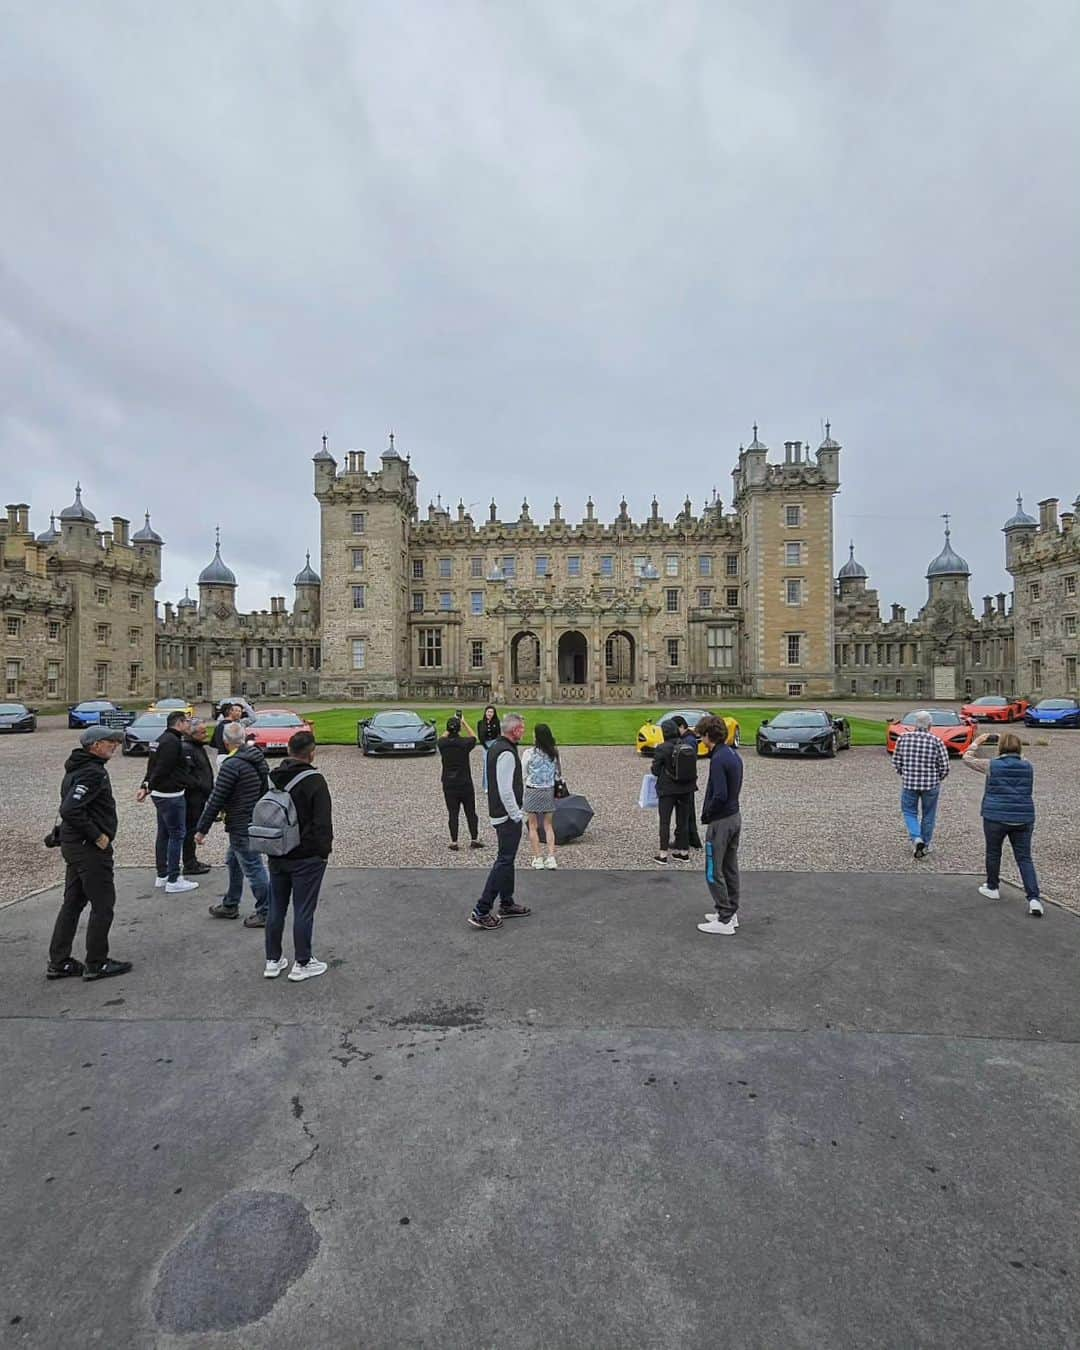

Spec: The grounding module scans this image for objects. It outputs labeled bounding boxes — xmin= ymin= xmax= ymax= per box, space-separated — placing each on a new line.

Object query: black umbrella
xmin=538 ymin=794 xmax=594 ymax=845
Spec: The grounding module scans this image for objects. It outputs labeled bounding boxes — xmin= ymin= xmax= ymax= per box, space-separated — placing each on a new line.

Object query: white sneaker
xmin=978 ymin=884 xmax=1001 ymax=900
xmin=263 ymin=957 xmax=289 ymax=978
xmin=697 ymin=918 xmax=737 ymax=935
xmin=705 ymin=913 xmax=739 ymax=928
xmin=288 ymin=958 xmax=328 ymax=982
xmin=544 ymin=856 xmax=558 ymax=869
xmin=1028 ymin=897 xmax=1044 ymax=917
xmin=165 ymin=878 xmax=199 ymax=893
xmin=154 ymin=876 xmax=168 ymax=888
xmin=531 ymin=857 xmax=546 ymax=870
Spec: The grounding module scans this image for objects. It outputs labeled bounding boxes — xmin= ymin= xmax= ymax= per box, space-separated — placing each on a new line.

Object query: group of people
xmin=42 ymin=698 xmax=1047 ymax=983
xmin=45 ymin=701 xmax=335 ymax=983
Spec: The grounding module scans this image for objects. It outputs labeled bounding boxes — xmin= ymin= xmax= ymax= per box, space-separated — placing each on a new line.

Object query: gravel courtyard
xmin=4 ymin=723 xmax=1078 ymax=913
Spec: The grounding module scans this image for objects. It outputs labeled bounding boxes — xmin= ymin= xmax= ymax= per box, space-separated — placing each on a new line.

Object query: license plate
xmin=268 ymin=742 xmax=286 ymax=749
xmin=777 ymin=742 xmax=799 ymax=750
xmin=393 ymin=742 xmax=415 ymax=750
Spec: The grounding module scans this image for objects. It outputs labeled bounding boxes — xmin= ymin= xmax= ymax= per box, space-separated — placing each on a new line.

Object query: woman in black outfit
xmin=478 ymin=706 xmax=500 ymax=790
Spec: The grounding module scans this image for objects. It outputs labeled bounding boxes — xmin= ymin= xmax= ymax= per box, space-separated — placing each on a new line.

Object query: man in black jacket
xmin=695 ymin=716 xmax=744 ymax=936
xmin=264 ymin=730 xmax=334 ymax=982
xmin=181 ymin=718 xmax=214 ymax=876
xmin=47 ymin=726 xmax=133 ymax=982
xmin=195 ymin=722 xmax=270 ymax=926
xmin=437 ymin=714 xmax=483 ymax=851
xmin=136 ymin=710 xmax=198 ymax=894
xmin=651 ymin=719 xmax=696 ymax=862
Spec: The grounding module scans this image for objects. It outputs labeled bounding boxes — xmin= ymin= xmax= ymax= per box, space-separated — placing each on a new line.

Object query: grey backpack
xmin=248 ymin=770 xmax=320 ymax=856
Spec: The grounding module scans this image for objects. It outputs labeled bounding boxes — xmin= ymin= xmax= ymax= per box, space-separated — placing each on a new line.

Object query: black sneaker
xmin=468 ymin=911 xmax=503 ymax=930
xmin=448 ymin=841 xmax=460 ymax=851
xmin=46 ymin=957 xmax=85 ymax=981
xmin=183 ymin=862 xmax=211 ymax=876
xmin=469 ymin=839 xmax=485 ymax=849
xmin=83 ymin=959 xmax=133 ymax=981
xmin=913 ymin=841 xmax=927 ymax=859
xmin=243 ymin=913 xmax=267 ymax=929
xmin=208 ymin=903 xmax=239 ymax=919
xmin=498 ymin=902 xmax=532 ymax=918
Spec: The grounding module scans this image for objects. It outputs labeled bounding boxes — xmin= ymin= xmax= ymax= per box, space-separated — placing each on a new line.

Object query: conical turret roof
xmin=198 ymin=530 xmax=237 ymax=586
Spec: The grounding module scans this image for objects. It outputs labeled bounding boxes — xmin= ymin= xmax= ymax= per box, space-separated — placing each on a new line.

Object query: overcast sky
xmin=3 ymin=1 xmax=1077 ymax=614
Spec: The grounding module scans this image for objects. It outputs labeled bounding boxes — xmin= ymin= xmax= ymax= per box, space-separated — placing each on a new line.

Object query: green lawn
xmin=307 ymin=706 xmax=889 ymax=748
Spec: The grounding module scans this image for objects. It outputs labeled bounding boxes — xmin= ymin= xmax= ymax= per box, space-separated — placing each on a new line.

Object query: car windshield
xmin=373 ymin=713 xmax=423 ymax=728
xmin=1035 ymin=699 xmax=1076 ymax=710
xmin=156 ymin=699 xmax=186 ymax=708
xmin=253 ymin=714 xmax=304 ymax=728
xmin=79 ymin=701 xmax=116 ymax=711
xmin=0 ymin=703 xmax=27 ymax=714
xmin=971 ymin=697 xmax=1006 ymax=706
xmin=901 ymin=711 xmax=961 ymax=726
xmin=770 ymin=712 xmax=828 ymax=729
xmin=131 ymin=714 xmax=167 ymax=729
xmin=660 ymin=710 xmax=710 ymax=726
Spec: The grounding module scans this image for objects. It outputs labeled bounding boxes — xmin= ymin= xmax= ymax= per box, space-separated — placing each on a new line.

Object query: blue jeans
xmin=153 ymin=795 xmax=187 ymax=883
xmin=900 ymin=787 xmax=940 ymax=845
xmin=475 ymin=818 xmax=522 ymax=916
xmin=224 ymin=832 xmax=270 ymax=914
xmin=983 ymin=820 xmax=1040 ymax=899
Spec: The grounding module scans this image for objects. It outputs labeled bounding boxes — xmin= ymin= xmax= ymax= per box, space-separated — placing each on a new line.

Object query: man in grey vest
xmin=469 ymin=712 xmax=531 ymax=930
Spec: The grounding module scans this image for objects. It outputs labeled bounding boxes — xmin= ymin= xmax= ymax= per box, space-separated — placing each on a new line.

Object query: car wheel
xmin=755 ymin=744 xmax=767 ymax=756
xmin=825 ymin=735 xmax=837 ymax=758
xmin=732 ymin=727 xmax=741 ymax=748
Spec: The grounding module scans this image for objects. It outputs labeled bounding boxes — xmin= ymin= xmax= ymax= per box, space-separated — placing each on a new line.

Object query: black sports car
xmin=358 ymin=710 xmax=438 ymax=756
xmin=0 ymin=702 xmax=37 ymax=733
xmin=122 ymin=712 xmax=169 ymax=756
xmin=756 ymin=709 xmax=852 ymax=757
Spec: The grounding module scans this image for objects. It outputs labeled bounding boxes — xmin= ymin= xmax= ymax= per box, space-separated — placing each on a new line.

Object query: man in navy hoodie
xmin=695 ymin=716 xmax=744 ymax=936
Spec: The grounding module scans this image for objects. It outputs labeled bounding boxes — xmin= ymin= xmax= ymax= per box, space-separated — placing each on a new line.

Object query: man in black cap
xmin=46 ymin=725 xmax=132 ymax=982
xmin=437 ymin=713 xmax=484 ymax=851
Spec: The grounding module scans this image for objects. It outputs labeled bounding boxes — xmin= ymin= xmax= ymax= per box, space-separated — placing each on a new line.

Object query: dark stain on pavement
xmin=388 ymin=1001 xmax=485 ymax=1028
xmin=152 ymin=1190 xmax=320 ymax=1334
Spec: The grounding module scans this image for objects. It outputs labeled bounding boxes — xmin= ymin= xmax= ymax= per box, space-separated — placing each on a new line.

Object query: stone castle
xmin=3 ymin=429 xmax=1077 ymax=707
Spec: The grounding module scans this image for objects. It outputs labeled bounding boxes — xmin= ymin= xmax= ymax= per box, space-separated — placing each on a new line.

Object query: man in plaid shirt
xmin=892 ymin=710 xmax=950 ymax=859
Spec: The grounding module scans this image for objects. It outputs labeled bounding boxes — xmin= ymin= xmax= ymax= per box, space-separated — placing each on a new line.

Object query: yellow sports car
xmin=148 ymin=696 xmax=196 ymax=717
xmin=636 ymin=708 xmax=741 ymax=755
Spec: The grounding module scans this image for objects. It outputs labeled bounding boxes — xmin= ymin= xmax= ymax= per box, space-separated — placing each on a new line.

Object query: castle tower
xmin=1002 ymin=494 xmax=1037 ymax=571
xmin=923 ymin=518 xmax=972 ymax=615
xmin=293 ymin=551 xmax=321 ymax=623
xmin=733 ymin=424 xmax=841 ymax=697
xmin=836 ymin=542 xmax=869 ymax=600
xmin=132 ymin=511 xmax=163 ymax=584
xmin=314 ymin=434 xmax=416 ymax=698
xmin=197 ymin=528 xmax=238 ymax=617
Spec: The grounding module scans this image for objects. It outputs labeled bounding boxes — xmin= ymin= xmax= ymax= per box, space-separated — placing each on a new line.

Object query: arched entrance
xmin=605 ymin=630 xmax=635 ymax=684
xmin=511 ymin=631 xmax=541 ymax=684
xmin=558 ymin=631 xmax=588 ymax=685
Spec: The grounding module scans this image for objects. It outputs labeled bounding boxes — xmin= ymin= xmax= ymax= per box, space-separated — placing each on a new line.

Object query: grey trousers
xmin=705 ymin=813 xmax=741 ymax=921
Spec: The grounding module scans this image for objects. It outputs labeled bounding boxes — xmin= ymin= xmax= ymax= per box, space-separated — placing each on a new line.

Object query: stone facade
xmin=1006 ymin=495 xmax=1080 ymax=697
xmin=0 ymin=491 xmax=159 ymax=706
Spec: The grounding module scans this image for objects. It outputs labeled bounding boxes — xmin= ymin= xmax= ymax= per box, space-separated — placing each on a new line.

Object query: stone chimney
xmin=345 ymin=450 xmax=365 ymax=474
xmin=1038 ymin=498 xmax=1059 ymax=533
xmin=112 ymin=516 xmax=129 ymax=547
xmin=6 ymin=504 xmax=20 ymax=533
xmin=1061 ymin=510 xmax=1074 ymax=533
xmin=890 ymin=603 xmax=906 ymax=623
xmin=982 ymin=595 xmax=994 ymax=617
xmin=996 ymin=592 xmax=1007 ymax=616
xmin=164 ymin=601 xmax=174 ymax=622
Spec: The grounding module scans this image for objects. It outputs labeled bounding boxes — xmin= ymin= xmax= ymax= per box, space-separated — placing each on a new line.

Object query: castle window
xmin=964 ymin=679 xmax=973 ymax=697
xmin=470 ymin=591 xmax=484 ymax=616
xmin=470 ymin=639 xmax=485 ymax=669
xmin=46 ymin=661 xmax=59 ymax=697
xmin=352 ymin=640 xmax=366 ymax=671
xmin=726 ymin=587 xmax=740 ymax=608
xmin=786 ymin=633 xmax=802 ymax=665
xmin=664 ymin=555 xmax=679 ymax=577
xmin=1065 ymin=575 xmax=1077 ymax=597
xmin=128 ymin=663 xmax=141 ymax=692
xmin=568 ymin=555 xmax=582 ymax=578
xmin=418 ymin=628 xmax=443 ymax=668
xmin=535 ymin=555 xmax=550 ymax=578
xmin=784 ymin=543 xmax=802 ymax=567
xmin=412 ymin=592 xmax=425 ymax=613
xmin=1031 ymin=658 xmax=1042 ymax=688
xmin=895 ymin=679 xmax=903 ymax=695
xmin=438 ymin=591 xmax=452 ymax=611
xmin=96 ymin=588 xmax=110 ymax=606
xmin=352 ymin=548 xmax=365 ymax=571
xmin=128 ymin=627 xmax=141 ymax=646
xmin=438 ymin=557 xmax=452 ymax=579
xmin=698 ymin=587 xmax=713 ymax=608
xmin=599 ymin=555 xmax=614 ymax=577
xmin=5 ymin=660 xmax=20 ymax=696
xmin=502 ymin=556 xmax=517 ymax=579
xmin=412 ymin=560 xmax=424 ymax=580
xmin=1030 ymin=619 xmax=1041 ymax=639
xmin=873 ymin=679 xmax=880 ymax=695
xmin=633 ymin=555 xmax=648 ymax=578
xmin=850 ymin=679 xmax=858 ymax=694
xmin=96 ymin=623 xmax=111 ymax=644
xmin=1029 ymin=581 xmax=1041 ymax=601
xmin=129 ymin=593 xmax=140 ymax=610
xmin=699 ymin=556 xmax=713 ymax=577
xmin=352 ymin=585 xmax=366 ymax=609
xmin=470 ymin=557 xmax=484 ymax=579
xmin=725 ymin=555 xmax=739 ymax=577
xmin=787 ymin=682 xmax=804 ymax=698
xmin=48 ymin=621 xmax=61 ymax=640
xmin=1064 ymin=616 xmax=1077 ymax=637
xmin=785 ymin=505 xmax=801 ymax=527
xmin=351 ymin=512 xmax=366 ymax=535
xmin=785 ymin=580 xmax=801 ymax=605
xmin=915 ymin=678 xmax=924 ymax=696
xmin=5 ymin=617 xmax=21 ymax=637
xmin=972 ymin=640 xmax=982 ymax=664
xmin=94 ymin=662 xmax=109 ymax=693
xmin=1066 ymin=657 xmax=1077 ymax=689
xmin=666 ymin=637 xmax=680 ymax=667
xmin=665 ymin=588 xmax=680 ymax=613
xmin=706 ymin=626 xmax=734 ymax=670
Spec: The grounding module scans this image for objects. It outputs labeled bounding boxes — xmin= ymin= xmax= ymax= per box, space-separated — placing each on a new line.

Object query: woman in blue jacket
xmin=961 ymin=732 xmax=1043 ymax=916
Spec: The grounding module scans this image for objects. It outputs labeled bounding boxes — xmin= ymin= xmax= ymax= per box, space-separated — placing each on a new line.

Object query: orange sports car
xmin=244 ymin=708 xmax=313 ymax=756
xmin=960 ymin=695 xmax=1029 ymax=723
xmin=886 ymin=709 xmax=976 ymax=757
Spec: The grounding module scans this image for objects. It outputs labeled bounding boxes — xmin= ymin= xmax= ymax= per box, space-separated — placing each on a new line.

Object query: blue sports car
xmin=1023 ymin=697 xmax=1080 ymax=728
xmin=67 ymin=699 xmax=136 ymax=730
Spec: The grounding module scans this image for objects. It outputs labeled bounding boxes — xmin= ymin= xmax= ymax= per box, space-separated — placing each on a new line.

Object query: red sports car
xmin=245 ymin=709 xmax=313 ymax=756
xmin=887 ymin=709 xmax=976 ymax=757
xmin=960 ymin=695 xmax=1029 ymax=723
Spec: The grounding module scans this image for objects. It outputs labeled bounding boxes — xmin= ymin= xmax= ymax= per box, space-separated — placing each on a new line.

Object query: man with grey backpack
xmin=252 ymin=730 xmax=333 ymax=982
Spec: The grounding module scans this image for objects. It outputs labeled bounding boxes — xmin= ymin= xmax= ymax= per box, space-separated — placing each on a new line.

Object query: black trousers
xmin=658 ymin=794 xmax=692 ymax=851
xmin=443 ymin=783 xmax=479 ymax=843
xmin=183 ymin=792 xmax=208 ymax=869
xmin=476 ymin=818 xmax=522 ymax=915
xmin=687 ymin=793 xmax=702 ymax=849
xmin=267 ymin=856 xmax=327 ymax=966
xmin=50 ymin=840 xmax=116 ymax=966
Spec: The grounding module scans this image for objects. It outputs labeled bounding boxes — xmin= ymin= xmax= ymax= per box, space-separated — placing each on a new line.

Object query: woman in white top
xmin=522 ymin=722 xmax=560 ymax=869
